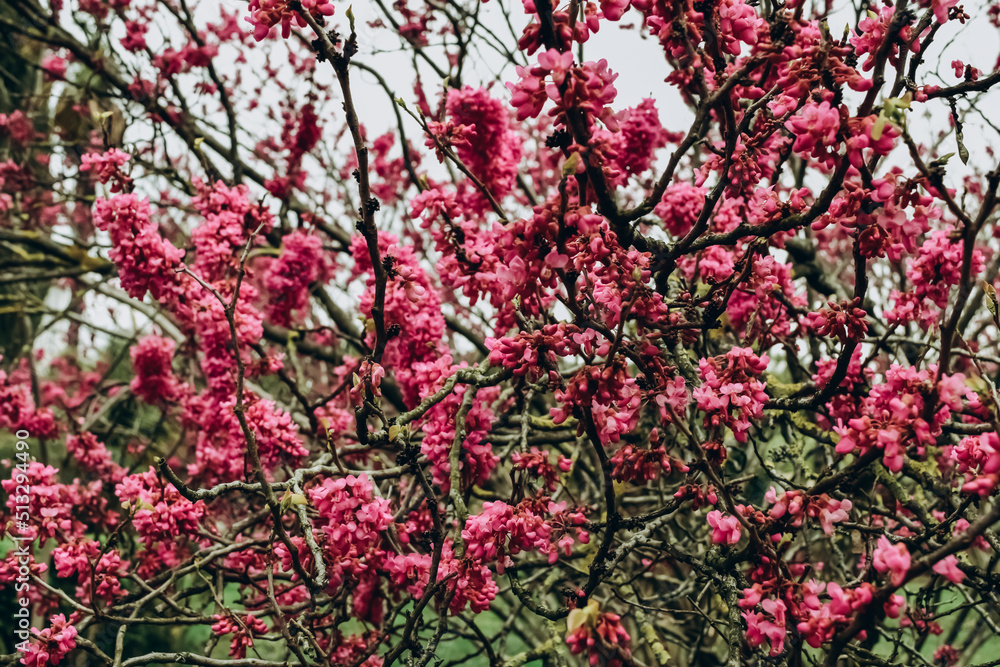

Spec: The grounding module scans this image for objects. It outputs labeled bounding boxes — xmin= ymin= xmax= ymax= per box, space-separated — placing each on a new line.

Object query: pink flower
xmin=350 ymin=360 xmax=386 ymax=407
xmin=246 ymin=0 xmax=333 ymax=41
xmin=923 ymin=0 xmax=958 ymax=23
xmin=600 ymin=0 xmax=631 ymax=20
xmin=873 ymin=536 xmax=911 ymax=587
xmin=695 ymin=348 xmax=769 ymax=442
xmin=264 ymin=231 xmax=329 ymax=326
xmin=716 ymin=0 xmax=766 ymax=55
xmin=92 ymin=194 xmax=186 ymax=303
xmin=654 ymin=183 xmax=706 ymax=237
xmin=444 ymin=86 xmax=523 ymax=205
xmin=932 ymin=555 xmax=964 ymax=584
xmin=41 ymin=54 xmax=67 ymax=79
xmin=308 ymin=474 xmax=393 ymax=562
xmin=462 ymin=499 xmax=587 ymax=572
xmin=707 ymin=510 xmax=741 ymax=545
xmin=212 ymin=614 xmax=269 ymax=659
xmin=743 ymin=605 xmax=787 ymax=657
xmin=80 ymin=149 xmax=131 ymax=192
xmin=22 ymin=615 xmax=77 ymax=667
xmin=566 ymin=604 xmax=632 ymax=666
xmin=130 ymin=335 xmax=184 ymax=404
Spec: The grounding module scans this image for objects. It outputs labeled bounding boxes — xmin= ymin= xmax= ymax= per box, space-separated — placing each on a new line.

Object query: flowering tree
xmin=2 ymin=0 xmax=1000 ymax=664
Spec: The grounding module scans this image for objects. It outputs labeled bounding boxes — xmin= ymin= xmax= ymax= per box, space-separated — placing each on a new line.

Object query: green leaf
xmin=871 ymin=112 xmax=887 ymax=141
xmin=985 ymin=281 xmax=998 ymax=317
xmin=957 ymin=129 xmax=969 ymax=165
xmin=561 ymin=152 xmax=581 ymax=178
xmin=280 ymin=491 xmax=308 ymax=513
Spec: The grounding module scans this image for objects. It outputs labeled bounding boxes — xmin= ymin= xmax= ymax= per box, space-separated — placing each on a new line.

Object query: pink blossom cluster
xmin=385 ymin=544 xmax=501 ymax=614
xmin=566 ymin=607 xmax=632 ymax=667
xmin=764 ymin=487 xmax=853 ymax=536
xmin=115 ymin=467 xmax=206 ymax=545
xmin=796 ymin=581 xmax=906 ymax=648
xmin=693 ymin=347 xmax=769 ymax=442
xmin=833 ymin=365 xmax=972 ymax=472
xmin=707 ymin=510 xmax=741 ymax=545
xmin=610 ymin=427 xmax=688 ymax=484
xmin=444 ymin=86 xmax=522 ymax=206
xmin=130 ymin=335 xmax=186 ymax=404
xmin=785 ymin=100 xmax=841 ymax=166
xmin=246 ymin=0 xmax=333 ymax=41
xmin=21 ymin=614 xmax=77 ymax=667
xmin=307 ymin=474 xmax=393 ymax=566
xmin=551 ymin=361 xmax=641 ymax=444
xmin=462 ymin=499 xmax=588 ymax=572
xmin=92 ymin=195 xmax=186 ymax=303
xmin=850 ymin=5 xmax=924 ymax=72
xmin=951 ymin=432 xmax=1000 ymax=496
xmin=263 ymin=231 xmax=329 ymax=326
xmin=802 ymin=297 xmax=869 ymax=344
xmin=212 ymin=614 xmax=269 ymax=658
xmin=52 ymin=538 xmax=128 ymax=601
xmin=508 ymin=50 xmax=623 ymax=132
xmin=417 ymin=378 xmax=500 ymax=491
xmin=886 ymin=230 xmax=985 ymax=328
xmin=64 ymin=433 xmax=126 ymax=483
xmin=654 ymin=183 xmax=706 ymax=238
xmin=79 ymin=149 xmax=131 ymax=192
xmin=2 ymin=460 xmax=115 ymax=544
xmin=511 ymin=447 xmax=573 ymax=491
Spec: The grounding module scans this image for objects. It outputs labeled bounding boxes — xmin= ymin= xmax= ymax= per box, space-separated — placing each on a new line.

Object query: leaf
xmin=100 ymin=103 xmax=127 ymax=146
xmin=818 ymin=18 xmax=830 ymax=40
xmin=388 ymin=424 xmax=400 ymax=441
xmin=280 ymin=491 xmax=308 ymax=513
xmin=566 ymin=599 xmax=600 ymax=634
xmin=957 ymin=129 xmax=969 ymax=165
xmin=561 ymin=152 xmax=581 ymax=178
xmin=346 ymin=5 xmax=355 ymax=33
xmin=985 ymin=281 xmax=998 ymax=317
xmin=871 ymin=112 xmax=887 ymax=141
xmin=744 ymin=310 xmax=757 ymax=339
